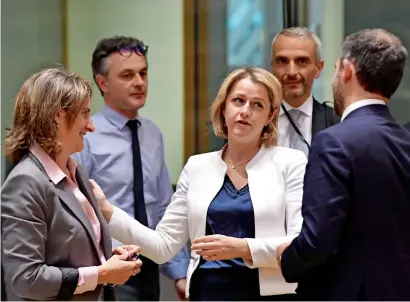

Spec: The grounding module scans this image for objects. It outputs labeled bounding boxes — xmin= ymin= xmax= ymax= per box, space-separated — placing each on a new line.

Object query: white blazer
xmin=109 ymin=145 xmax=307 ymax=298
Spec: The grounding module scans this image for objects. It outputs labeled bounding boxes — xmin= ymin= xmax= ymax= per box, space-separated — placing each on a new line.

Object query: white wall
xmin=66 ymin=0 xmax=184 ymax=184
xmin=1 ymin=0 xmax=63 ymax=182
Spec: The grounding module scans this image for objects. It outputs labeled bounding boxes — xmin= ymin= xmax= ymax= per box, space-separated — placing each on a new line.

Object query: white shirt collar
xmin=280 ymin=95 xmax=313 ymax=117
xmin=341 ymin=99 xmax=386 ymax=122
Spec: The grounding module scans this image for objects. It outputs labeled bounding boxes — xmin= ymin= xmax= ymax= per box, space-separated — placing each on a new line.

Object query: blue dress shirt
xmin=72 ymin=105 xmax=189 ymax=280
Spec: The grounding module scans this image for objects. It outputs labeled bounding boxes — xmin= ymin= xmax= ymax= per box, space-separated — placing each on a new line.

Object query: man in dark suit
xmin=277 ymin=28 xmax=410 ymax=300
xmin=271 ymin=27 xmax=339 ymax=158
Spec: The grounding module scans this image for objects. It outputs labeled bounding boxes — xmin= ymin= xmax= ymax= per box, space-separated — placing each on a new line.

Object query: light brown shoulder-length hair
xmin=4 ymin=67 xmax=92 ymax=165
xmin=210 ymin=67 xmax=282 ymax=146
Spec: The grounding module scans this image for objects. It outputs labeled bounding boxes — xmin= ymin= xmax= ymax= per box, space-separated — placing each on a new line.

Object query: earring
xmin=261 ymin=130 xmax=268 ymax=139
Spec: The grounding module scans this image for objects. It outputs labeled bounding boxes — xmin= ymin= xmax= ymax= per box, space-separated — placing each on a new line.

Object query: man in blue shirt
xmin=72 ymin=36 xmax=188 ymax=301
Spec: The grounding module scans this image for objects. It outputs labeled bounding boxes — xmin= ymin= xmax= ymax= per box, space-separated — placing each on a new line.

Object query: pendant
xmin=231 ymin=165 xmax=236 ymax=169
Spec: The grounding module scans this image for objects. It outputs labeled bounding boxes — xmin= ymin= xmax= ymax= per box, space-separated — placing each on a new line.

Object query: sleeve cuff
xmin=242 ymin=238 xmax=283 ymax=269
xmin=242 ymin=238 xmax=259 ymax=268
xmin=74 ymin=266 xmax=98 ymax=295
xmin=109 ymin=206 xmax=128 ymax=228
xmin=57 ymin=268 xmax=80 ymax=300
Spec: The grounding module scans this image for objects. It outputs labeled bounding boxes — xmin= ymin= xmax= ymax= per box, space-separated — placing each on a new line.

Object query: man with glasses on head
xmin=72 ymin=36 xmax=189 ymax=301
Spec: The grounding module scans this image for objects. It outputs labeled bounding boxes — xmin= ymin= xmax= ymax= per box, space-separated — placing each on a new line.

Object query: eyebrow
xmin=120 ymin=66 xmax=148 ymax=73
xmin=231 ymin=93 xmax=266 ymax=102
xmin=275 ymin=55 xmax=311 ymax=60
xmin=230 ymin=93 xmax=246 ymax=98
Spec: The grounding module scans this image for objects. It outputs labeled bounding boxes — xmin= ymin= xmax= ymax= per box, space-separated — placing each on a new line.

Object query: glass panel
xmin=227 ymin=0 xmax=265 ymax=67
xmin=205 ymin=0 xmax=284 ymax=151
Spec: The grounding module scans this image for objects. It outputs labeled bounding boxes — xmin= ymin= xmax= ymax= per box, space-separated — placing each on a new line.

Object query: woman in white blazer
xmin=94 ymin=67 xmax=307 ymax=300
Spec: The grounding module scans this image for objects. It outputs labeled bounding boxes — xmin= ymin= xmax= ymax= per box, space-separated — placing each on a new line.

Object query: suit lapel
xmin=54 ymin=180 xmax=102 ymax=260
xmin=311 ymin=98 xmax=326 ymax=137
xmin=247 ymin=147 xmax=284 ymax=236
xmin=75 ymin=167 xmax=112 ymax=260
xmin=188 ymin=151 xmax=227 ymax=249
xmin=28 ymin=152 xmax=103 ymax=261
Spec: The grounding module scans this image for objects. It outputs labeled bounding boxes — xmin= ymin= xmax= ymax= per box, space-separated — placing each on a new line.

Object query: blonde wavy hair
xmin=4 ymin=67 xmax=92 ymax=165
xmin=210 ymin=67 xmax=282 ymax=146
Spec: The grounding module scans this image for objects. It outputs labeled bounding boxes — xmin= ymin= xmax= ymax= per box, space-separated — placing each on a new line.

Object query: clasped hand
xmin=98 ymin=245 xmax=143 ymax=285
xmin=191 ymin=234 xmax=251 ymax=261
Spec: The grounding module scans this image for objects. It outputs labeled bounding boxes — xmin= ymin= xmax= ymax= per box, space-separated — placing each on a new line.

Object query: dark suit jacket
xmin=404 ymin=122 xmax=410 ymax=131
xmin=1 ymin=152 xmax=116 ymax=301
xmin=281 ymin=104 xmax=410 ymax=300
xmin=311 ymin=98 xmax=340 ymax=137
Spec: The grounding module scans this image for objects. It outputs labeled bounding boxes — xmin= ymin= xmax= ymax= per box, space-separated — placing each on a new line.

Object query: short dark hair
xmin=341 ymin=29 xmax=407 ymax=99
xmin=91 ymin=36 xmax=148 ymax=95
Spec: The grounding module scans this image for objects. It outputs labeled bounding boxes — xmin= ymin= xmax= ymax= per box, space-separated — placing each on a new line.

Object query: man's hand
xmin=276 ymin=241 xmax=291 ymax=268
xmin=191 ymin=235 xmax=251 ymax=261
xmin=175 ymin=278 xmax=187 ymax=301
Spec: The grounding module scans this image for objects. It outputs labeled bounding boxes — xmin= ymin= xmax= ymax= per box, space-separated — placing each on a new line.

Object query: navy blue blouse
xmin=199 ymin=175 xmax=255 ymax=269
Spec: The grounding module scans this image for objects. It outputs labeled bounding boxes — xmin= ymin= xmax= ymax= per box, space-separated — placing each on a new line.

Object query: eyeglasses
xmin=118 ymin=44 xmax=149 ymax=57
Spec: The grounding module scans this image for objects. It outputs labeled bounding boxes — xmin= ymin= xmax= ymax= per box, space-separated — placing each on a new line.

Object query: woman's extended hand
xmin=113 ymin=245 xmax=141 ymax=258
xmin=90 ymin=179 xmax=114 ymax=222
xmin=89 ymin=179 xmax=107 ymax=207
xmin=191 ymin=235 xmax=252 ymax=261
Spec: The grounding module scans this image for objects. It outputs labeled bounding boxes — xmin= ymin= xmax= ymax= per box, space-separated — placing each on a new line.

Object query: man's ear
xmin=341 ymin=59 xmax=353 ymax=83
xmin=95 ymin=74 xmax=108 ymax=94
xmin=314 ymin=60 xmax=324 ymax=79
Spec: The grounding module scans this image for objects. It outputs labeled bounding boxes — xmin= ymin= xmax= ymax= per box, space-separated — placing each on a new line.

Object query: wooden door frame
xmin=183 ymin=0 xmax=210 ymax=164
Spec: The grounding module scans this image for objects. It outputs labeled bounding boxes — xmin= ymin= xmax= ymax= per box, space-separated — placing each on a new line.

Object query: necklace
xmin=225 ymin=158 xmax=251 ymax=169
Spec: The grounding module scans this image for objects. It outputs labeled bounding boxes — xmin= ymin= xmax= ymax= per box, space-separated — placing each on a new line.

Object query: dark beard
xmin=334 ymin=98 xmax=343 ymax=117
xmin=332 ymin=82 xmax=344 ymax=117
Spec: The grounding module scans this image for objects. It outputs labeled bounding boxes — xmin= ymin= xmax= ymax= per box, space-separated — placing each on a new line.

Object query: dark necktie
xmin=126 ymin=119 xmax=148 ymax=226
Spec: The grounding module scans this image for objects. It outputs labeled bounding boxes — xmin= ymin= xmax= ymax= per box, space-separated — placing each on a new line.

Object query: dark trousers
xmin=115 ymin=255 xmax=160 ymax=301
xmin=189 ymin=267 xmax=299 ymax=301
